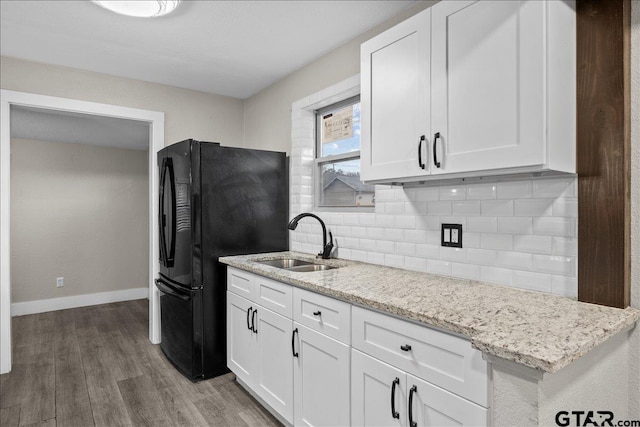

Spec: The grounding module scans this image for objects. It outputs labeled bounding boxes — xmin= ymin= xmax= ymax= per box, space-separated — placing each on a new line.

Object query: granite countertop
xmin=220 ymin=251 xmax=639 ymax=373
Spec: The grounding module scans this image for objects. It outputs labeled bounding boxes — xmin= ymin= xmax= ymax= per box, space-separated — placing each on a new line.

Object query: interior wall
xmin=0 ymin=56 xmax=244 ymax=148
xmin=242 ymin=1 xmax=434 ymax=155
xmin=10 ymin=138 xmax=148 ymax=303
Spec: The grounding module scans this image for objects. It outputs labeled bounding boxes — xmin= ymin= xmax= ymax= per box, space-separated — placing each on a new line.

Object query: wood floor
xmin=0 ymin=300 xmax=281 ymax=427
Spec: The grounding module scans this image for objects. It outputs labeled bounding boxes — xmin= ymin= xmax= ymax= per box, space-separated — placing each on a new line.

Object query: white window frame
xmin=314 ymin=95 xmax=373 ymax=213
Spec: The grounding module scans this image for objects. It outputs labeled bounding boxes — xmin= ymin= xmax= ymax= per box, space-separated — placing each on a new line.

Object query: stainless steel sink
xmin=256 ymin=258 xmax=336 ymax=272
xmin=257 ymin=258 xmax=313 ymax=269
xmin=286 ymin=264 xmax=336 ymax=272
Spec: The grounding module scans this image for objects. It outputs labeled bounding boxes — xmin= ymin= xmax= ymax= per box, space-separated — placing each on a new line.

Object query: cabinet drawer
xmin=352 ymin=306 xmax=487 ymax=407
xmin=293 ymin=288 xmax=351 ymax=344
xmin=254 ymin=275 xmax=293 ymax=318
xmin=227 ymin=267 xmax=255 ymax=300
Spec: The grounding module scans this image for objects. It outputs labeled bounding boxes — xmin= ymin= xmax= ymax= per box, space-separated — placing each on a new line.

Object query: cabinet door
xmin=361 ymin=8 xmax=430 ymax=182
xmin=352 ymin=349 xmax=406 ymax=427
xmin=254 ymin=307 xmax=294 ymax=424
xmin=431 ymin=0 xmax=545 ymax=174
xmin=226 ymin=291 xmax=257 ymax=386
xmin=293 ymin=324 xmax=350 ymax=427
xmin=407 ymin=374 xmax=487 ymax=427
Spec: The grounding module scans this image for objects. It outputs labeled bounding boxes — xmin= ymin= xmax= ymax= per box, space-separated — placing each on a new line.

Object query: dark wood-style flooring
xmin=0 ymin=300 xmax=281 ymax=427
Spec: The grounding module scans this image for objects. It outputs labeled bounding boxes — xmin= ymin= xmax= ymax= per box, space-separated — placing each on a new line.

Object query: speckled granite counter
xmin=220 ymin=251 xmax=638 ymax=373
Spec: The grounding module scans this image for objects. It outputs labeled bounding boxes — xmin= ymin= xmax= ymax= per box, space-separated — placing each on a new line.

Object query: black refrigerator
xmin=155 ymin=139 xmax=288 ymax=381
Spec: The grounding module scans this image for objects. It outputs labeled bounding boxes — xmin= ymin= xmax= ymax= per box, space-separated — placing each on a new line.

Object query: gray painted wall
xmin=10 ymin=138 xmax=148 ymax=303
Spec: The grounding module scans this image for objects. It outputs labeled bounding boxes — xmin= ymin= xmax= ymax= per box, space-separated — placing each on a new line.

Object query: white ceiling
xmin=1 ymin=0 xmax=417 ymax=99
xmin=11 ymin=106 xmax=151 ymax=151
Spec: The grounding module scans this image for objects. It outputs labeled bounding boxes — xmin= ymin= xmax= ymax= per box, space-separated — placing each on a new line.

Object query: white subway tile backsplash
xmin=480 ymin=267 xmax=513 ymax=286
xmin=552 ymin=199 xmax=578 ymax=217
xmin=467 ymin=217 xmax=498 ymax=233
xmin=513 ymin=271 xmax=552 ymax=293
xmin=551 ymin=275 xmax=578 ymax=298
xmin=375 ymin=215 xmax=396 ymax=227
xmin=497 ymin=180 xmax=532 ymax=199
xmin=404 ymin=256 xmax=428 ymax=273
xmin=463 ymin=232 xmax=481 ymax=249
xmin=427 ymin=259 xmax=452 ymax=276
xmin=291 ymin=85 xmax=578 ymax=297
xmin=481 ymin=200 xmax=514 ymax=216
xmin=416 ymin=216 xmax=441 ymax=230
xmin=453 ymin=201 xmax=481 ymax=216
xmin=440 ymin=247 xmax=466 ymax=263
xmin=384 ymin=228 xmax=405 ymax=241
xmin=533 ymin=255 xmax=576 ymax=276
xmin=532 ymin=178 xmax=576 ymax=198
xmin=414 ymin=187 xmax=440 ymax=201
xmin=366 ymin=227 xmax=386 ymax=239
xmin=451 ymin=263 xmax=480 ymax=280
xmin=384 ymin=254 xmax=405 ymax=268
xmin=514 ymin=199 xmax=553 ymax=217
xmin=350 ymin=226 xmax=368 ymax=238
xmin=551 ymin=237 xmax=577 ymax=256
xmin=405 ymin=201 xmax=427 ymax=215
xmin=395 ymin=242 xmax=416 ymax=256
xmin=377 ymin=240 xmax=395 ymax=254
xmin=384 ymin=202 xmax=406 ymax=214
xmin=403 ymin=230 xmax=428 ymax=243
xmin=497 ymin=217 xmax=533 ymax=235
xmin=514 ymin=235 xmax=552 ymax=254
xmin=533 ymin=217 xmax=576 ymax=237
xmin=466 ymin=183 xmax=497 ymax=200
xmin=439 ymin=186 xmax=466 ymax=200
xmin=466 ymin=248 xmax=498 ymax=266
xmin=415 ymin=244 xmax=440 ymax=259
xmin=426 ymin=201 xmax=452 ymax=215
xmin=366 ymin=252 xmax=385 ymax=265
xmin=481 ymin=233 xmax=513 ymax=251
xmin=395 ymin=215 xmax=416 ymax=229
xmin=497 ymin=251 xmax=533 ymax=270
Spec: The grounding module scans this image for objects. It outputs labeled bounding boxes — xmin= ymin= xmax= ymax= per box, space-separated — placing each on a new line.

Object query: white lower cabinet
xmin=352 ymin=349 xmax=487 ymax=427
xmin=227 ymin=267 xmax=488 ymax=426
xmin=255 ymin=305 xmax=294 ymax=423
xmin=293 ymin=323 xmax=350 ymax=427
xmin=226 ymin=291 xmax=257 ymax=387
xmin=226 ymin=290 xmax=294 ymax=424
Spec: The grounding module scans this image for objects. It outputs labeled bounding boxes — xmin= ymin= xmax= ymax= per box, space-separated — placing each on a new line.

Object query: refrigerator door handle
xmin=155 ymin=278 xmax=190 ymax=301
xmin=159 ymin=157 xmax=177 ymax=268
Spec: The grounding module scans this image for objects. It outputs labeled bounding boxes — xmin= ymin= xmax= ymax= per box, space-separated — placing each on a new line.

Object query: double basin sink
xmin=257 ymin=258 xmax=336 ymax=273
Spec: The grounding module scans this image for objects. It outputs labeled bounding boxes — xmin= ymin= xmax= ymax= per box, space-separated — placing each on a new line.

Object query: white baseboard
xmin=11 ymin=287 xmax=149 ymax=317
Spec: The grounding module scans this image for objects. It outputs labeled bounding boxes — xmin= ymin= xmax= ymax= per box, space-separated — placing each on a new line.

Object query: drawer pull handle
xmin=433 ymin=132 xmax=441 ymax=168
xmin=246 ymin=307 xmax=253 ymax=331
xmin=313 ymin=310 xmax=322 ymax=316
xmin=400 ymin=344 xmax=412 ymax=352
xmin=251 ymin=309 xmax=258 ymax=334
xmin=409 ymin=385 xmax=417 ymax=427
xmin=291 ymin=328 xmax=299 ymax=358
xmin=391 ymin=377 xmax=400 ymax=419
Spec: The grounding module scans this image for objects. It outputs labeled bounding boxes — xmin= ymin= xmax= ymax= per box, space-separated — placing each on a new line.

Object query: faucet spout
xmin=287 ymin=213 xmax=333 ymax=259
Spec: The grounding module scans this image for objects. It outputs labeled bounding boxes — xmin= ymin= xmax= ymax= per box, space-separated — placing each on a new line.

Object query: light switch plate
xmin=441 ymin=224 xmax=463 ymax=248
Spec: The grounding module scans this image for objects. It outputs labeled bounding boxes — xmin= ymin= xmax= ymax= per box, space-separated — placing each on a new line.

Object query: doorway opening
xmin=1 ymin=90 xmax=164 ymax=374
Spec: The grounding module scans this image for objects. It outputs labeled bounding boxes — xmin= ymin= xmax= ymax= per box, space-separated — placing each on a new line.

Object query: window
xmin=315 ymin=96 xmax=374 ymax=209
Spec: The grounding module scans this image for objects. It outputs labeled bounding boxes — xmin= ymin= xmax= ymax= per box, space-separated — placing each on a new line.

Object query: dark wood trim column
xmin=577 ymin=0 xmax=631 ymax=308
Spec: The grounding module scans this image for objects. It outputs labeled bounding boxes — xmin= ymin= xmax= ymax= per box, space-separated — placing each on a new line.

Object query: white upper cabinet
xmin=361 ymin=8 xmax=431 ymax=182
xmin=361 ymin=0 xmax=576 ymax=184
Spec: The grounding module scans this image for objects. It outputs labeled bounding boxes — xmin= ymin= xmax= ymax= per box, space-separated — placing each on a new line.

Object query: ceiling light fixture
xmin=92 ymin=0 xmax=180 ymax=18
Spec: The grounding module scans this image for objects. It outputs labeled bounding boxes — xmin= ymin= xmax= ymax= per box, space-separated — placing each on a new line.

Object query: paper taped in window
xmin=322 ymin=106 xmax=353 ymax=144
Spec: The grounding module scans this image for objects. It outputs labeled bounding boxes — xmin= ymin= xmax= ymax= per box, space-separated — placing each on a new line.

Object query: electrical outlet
xmin=56 ymin=277 xmax=64 ymax=288
xmin=441 ymin=224 xmax=463 ymax=248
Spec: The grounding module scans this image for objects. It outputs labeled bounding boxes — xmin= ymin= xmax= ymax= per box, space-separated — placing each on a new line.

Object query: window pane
xmin=320 ymin=103 xmax=360 ymax=157
xmin=319 ymin=159 xmax=375 ymax=207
